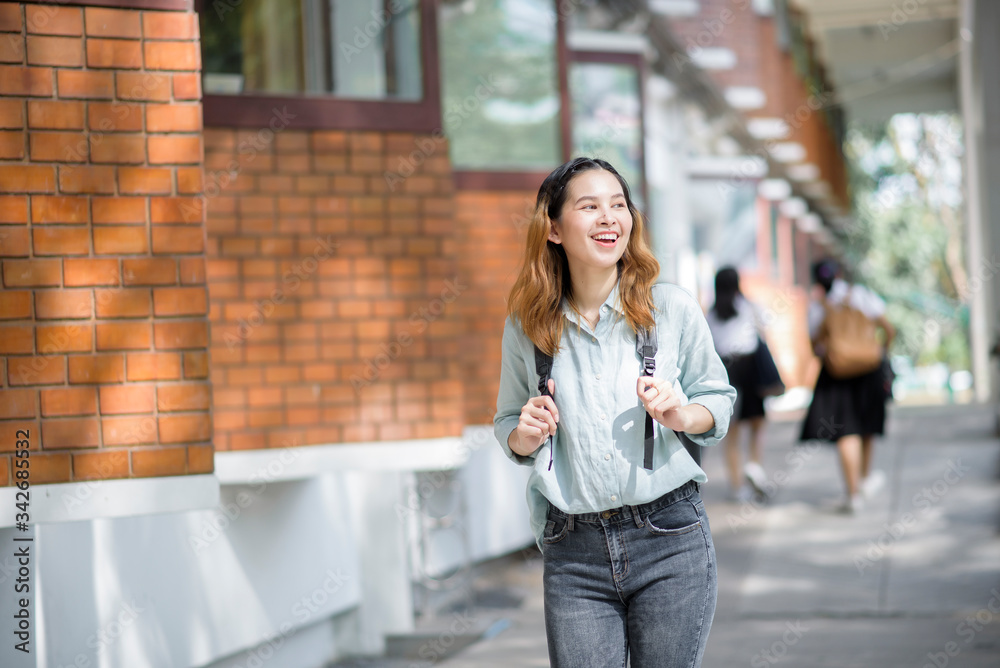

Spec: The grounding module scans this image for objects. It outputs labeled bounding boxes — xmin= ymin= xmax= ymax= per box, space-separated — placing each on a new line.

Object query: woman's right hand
xmin=510 ymin=378 xmax=559 ymax=456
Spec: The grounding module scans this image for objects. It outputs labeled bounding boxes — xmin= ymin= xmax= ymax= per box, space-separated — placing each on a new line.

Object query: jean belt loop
xmin=630 ymin=505 xmax=643 ymax=528
xmin=566 ymin=513 xmax=575 ymax=532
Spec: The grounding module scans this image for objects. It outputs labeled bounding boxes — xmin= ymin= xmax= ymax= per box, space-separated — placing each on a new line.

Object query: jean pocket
xmin=643 ymin=501 xmax=702 ymax=536
xmin=542 ymin=515 xmax=570 ymax=544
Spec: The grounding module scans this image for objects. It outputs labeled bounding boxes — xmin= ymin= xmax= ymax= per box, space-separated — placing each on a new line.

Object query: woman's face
xmin=548 ymin=169 xmax=633 ymax=272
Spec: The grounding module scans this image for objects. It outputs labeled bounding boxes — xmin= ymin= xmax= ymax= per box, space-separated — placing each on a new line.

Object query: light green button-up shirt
xmin=494 ymin=281 xmax=736 ymax=547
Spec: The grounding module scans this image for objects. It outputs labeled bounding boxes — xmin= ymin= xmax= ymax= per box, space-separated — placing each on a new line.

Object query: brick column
xmin=0 ymin=3 xmax=211 ymax=486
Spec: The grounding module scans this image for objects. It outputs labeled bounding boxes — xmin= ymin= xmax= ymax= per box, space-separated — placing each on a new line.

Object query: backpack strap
xmin=635 ymin=324 xmax=701 ymax=469
xmin=533 ymin=345 xmax=555 ymax=471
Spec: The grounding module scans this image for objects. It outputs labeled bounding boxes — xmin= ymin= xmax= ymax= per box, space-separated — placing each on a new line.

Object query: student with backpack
xmin=800 ymin=259 xmax=895 ymax=514
xmin=493 ymin=157 xmax=736 ymax=668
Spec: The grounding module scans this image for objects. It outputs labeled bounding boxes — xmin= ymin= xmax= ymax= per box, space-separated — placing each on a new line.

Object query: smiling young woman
xmin=494 ymin=157 xmax=736 ymax=667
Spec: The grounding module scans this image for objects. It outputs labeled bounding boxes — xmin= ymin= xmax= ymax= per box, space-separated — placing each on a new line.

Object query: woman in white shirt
xmin=706 ymin=267 xmax=769 ymax=502
xmin=800 ymin=259 xmax=895 ymax=514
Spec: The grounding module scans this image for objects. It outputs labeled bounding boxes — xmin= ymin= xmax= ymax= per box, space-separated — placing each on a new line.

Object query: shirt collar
xmin=560 ymin=278 xmax=625 ymax=325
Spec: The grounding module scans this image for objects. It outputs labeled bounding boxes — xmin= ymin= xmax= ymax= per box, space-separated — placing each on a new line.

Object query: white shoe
xmin=744 ymin=461 xmax=769 ymax=498
xmin=861 ymin=470 xmax=886 ymax=499
xmin=838 ymin=494 xmax=864 ymax=515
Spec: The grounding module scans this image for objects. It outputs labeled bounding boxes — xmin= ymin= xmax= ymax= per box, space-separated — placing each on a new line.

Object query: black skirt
xmin=799 ymin=362 xmax=888 ymax=442
xmin=723 ymin=352 xmax=766 ymax=421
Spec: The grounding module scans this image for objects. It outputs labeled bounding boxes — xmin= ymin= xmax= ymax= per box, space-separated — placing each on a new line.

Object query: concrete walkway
xmin=431 ymin=402 xmax=1000 ymax=668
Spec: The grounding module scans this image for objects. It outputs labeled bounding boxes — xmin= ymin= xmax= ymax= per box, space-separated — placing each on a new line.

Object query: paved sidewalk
xmin=339 ymin=402 xmax=1000 ymax=667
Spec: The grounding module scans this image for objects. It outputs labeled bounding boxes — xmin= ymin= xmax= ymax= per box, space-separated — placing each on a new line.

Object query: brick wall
xmin=455 ymin=190 xmax=535 ymax=426
xmin=203 ymin=128 xmax=465 ymax=450
xmin=0 ymin=2 xmax=210 ymax=486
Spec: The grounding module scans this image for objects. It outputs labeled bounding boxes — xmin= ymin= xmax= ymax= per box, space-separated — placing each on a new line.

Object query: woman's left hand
xmin=637 ymin=376 xmax=687 ymax=432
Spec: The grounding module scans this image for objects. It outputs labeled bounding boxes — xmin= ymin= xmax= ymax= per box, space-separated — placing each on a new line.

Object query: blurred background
xmin=0 ymin=0 xmax=998 ymax=666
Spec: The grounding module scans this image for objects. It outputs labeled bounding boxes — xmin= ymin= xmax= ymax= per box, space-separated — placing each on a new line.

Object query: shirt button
xmin=600 ymin=413 xmax=606 ymax=421
xmin=604 ymin=453 xmax=611 ymax=461
xmin=611 ymin=495 xmax=617 ymax=502
xmin=602 ymin=305 xmax=608 ymax=312
xmin=595 ymin=373 xmax=601 ymax=380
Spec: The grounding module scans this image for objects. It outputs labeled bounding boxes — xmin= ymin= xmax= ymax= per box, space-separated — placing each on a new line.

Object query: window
xmin=438 ymin=0 xmax=562 ymax=171
xmin=569 ymin=60 xmax=645 ymax=209
xmin=200 ymin=0 xmax=422 ymax=100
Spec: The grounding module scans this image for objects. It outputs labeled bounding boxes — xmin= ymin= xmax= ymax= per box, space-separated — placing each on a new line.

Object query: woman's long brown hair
xmin=506 ymin=157 xmax=660 ymax=356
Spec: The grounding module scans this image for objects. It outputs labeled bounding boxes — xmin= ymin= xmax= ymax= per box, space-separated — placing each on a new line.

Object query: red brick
xmin=26 ymin=453 xmax=71 ymax=483
xmin=116 ymin=71 xmax=170 ymax=101
xmin=143 ymin=40 xmax=199 ymax=71
xmin=177 ymin=167 xmax=203 ymax=194
xmin=84 ymin=7 xmax=140 ymax=38
xmin=132 ymin=446 xmax=186 ymax=477
xmin=0 ymin=388 xmax=36 ymax=418
xmin=25 ymin=5 xmax=83 ymax=36
xmin=102 ymin=415 xmax=156 ymax=445
xmin=32 ymin=195 xmax=88 ymax=223
xmin=153 ymin=321 xmax=207 ymax=349
xmin=122 ymin=258 xmax=175 ymax=285
xmin=126 ymin=351 xmax=179 ymax=380
xmin=151 ymin=197 xmax=203 ymax=224
xmin=57 ymin=69 xmax=114 ymax=99
xmin=73 ymin=449 xmax=129 ymax=480
xmin=159 ymin=413 xmax=210 ymax=443
xmin=43 ymin=417 xmax=99 ymax=447
xmin=86 ymin=38 xmax=141 ymax=69
xmin=0 ymin=290 xmax=31 ymax=319
xmin=98 ymin=384 xmax=154 ymax=414
xmin=7 ymin=356 xmax=65 ymax=386
xmin=93 ymin=196 xmax=146 ymax=223
xmin=172 ymin=72 xmax=199 ymax=100
xmin=182 ymin=351 xmax=207 ymax=378
xmin=152 ymin=287 xmax=206 ymax=316
xmin=142 ymin=12 xmax=197 ymax=40
xmin=64 ymin=258 xmax=119 ymax=286
xmin=0 ymin=100 xmax=24 ymax=128
xmin=35 ymin=289 xmax=91 ymax=319
xmin=0 ymin=4 xmax=23 ymax=32
xmin=94 ymin=287 xmax=150 ymax=318
xmin=187 ymin=444 xmax=212 ymax=473
xmin=0 ymin=65 xmax=54 ymax=96
xmin=36 ymin=323 xmax=92 ymax=353
xmin=32 ymin=227 xmax=90 ymax=255
xmin=156 ymin=383 xmax=209 ymax=411
xmin=146 ymin=103 xmax=201 ymax=132
xmin=88 ymin=101 xmax=143 ymax=132
xmin=68 ymin=353 xmax=124 ymax=383
xmin=0 ymin=324 xmax=33 ymax=353
xmin=0 ymin=195 xmax=27 ymax=222
xmin=93 ymin=226 xmax=148 ymax=255
xmin=148 ymin=135 xmax=201 ymax=164
xmin=151 ymin=226 xmax=203 ymax=254
xmin=26 ymin=35 xmax=83 ymax=67
xmin=178 ymin=257 xmax=204 ymax=284
xmin=0 ymin=225 xmax=28 ymax=254
xmin=29 ymin=131 xmax=88 ymax=162
xmin=3 ymin=258 xmax=61 ymax=286
xmin=59 ymin=165 xmax=115 ymax=194
xmin=119 ymin=167 xmax=172 ymax=195
xmin=0 ymin=165 xmax=56 ymax=192
xmin=40 ymin=387 xmax=96 ymax=417
xmin=95 ymin=321 xmax=150 ymax=351
xmin=0 ymin=35 xmax=24 ymax=63
xmin=90 ymin=134 xmax=145 ymax=164
xmin=27 ymin=100 xmax=85 ymax=130
xmin=0 ymin=130 xmax=24 ymax=158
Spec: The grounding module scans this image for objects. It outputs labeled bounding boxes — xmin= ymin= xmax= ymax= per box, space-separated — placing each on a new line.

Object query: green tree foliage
xmin=841 ymin=114 xmax=969 ymax=370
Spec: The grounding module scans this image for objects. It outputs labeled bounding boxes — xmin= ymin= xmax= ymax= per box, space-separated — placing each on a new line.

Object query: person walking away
xmin=705 ymin=266 xmax=770 ymax=502
xmin=800 ymin=259 xmax=895 ymax=514
xmin=493 ymin=157 xmax=736 ymax=667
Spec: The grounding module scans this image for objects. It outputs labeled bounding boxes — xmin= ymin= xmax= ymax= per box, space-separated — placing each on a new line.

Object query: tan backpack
xmin=819 ymin=287 xmax=883 ymax=379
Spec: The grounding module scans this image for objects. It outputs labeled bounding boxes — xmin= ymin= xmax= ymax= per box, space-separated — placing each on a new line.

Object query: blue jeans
xmin=542 ymin=480 xmax=717 ymax=668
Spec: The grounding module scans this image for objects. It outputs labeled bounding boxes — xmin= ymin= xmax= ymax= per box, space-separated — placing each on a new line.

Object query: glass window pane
xmin=200 ymin=0 xmax=423 ymax=100
xmin=569 ymin=61 xmax=644 ymax=209
xmin=438 ymin=0 xmax=562 ymax=170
